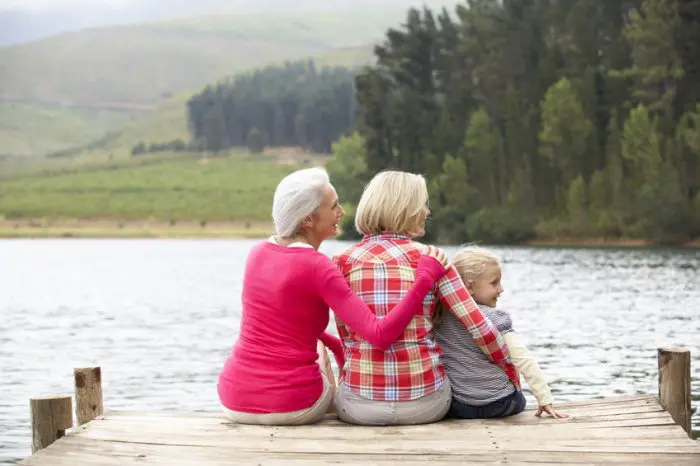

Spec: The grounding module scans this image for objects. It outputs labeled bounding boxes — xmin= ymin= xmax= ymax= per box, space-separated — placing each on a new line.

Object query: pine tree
xmin=539 ymin=78 xmax=594 ymax=185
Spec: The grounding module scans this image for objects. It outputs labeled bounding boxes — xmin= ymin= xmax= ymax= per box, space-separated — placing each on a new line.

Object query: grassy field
xmin=0 ymin=102 xmax=136 ymax=157
xmin=0 ymin=150 xmax=328 ymax=226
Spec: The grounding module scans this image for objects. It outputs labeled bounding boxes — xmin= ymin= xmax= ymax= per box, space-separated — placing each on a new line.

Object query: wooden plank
xmin=543 ymin=395 xmax=657 ymax=408
xmin=69 ymin=425 xmax=700 ymax=455
xmin=96 ymin=403 xmax=670 ymax=429
xmin=19 ymin=396 xmax=700 ymax=466
xmin=71 ymin=417 xmax=690 ymax=442
xmin=20 ymin=436 xmax=700 ymax=466
xmin=99 ymin=395 xmax=659 ymax=422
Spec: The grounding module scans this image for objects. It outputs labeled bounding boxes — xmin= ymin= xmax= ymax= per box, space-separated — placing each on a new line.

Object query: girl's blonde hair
xmin=433 ymin=245 xmax=501 ymax=328
xmin=354 ymin=170 xmax=429 ymax=237
xmin=452 ymin=245 xmax=501 ymax=287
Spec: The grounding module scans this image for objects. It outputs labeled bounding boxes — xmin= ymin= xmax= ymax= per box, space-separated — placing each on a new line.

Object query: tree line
xmin=327 ymin=0 xmax=700 ymax=244
xmin=186 ymin=60 xmax=357 ymax=154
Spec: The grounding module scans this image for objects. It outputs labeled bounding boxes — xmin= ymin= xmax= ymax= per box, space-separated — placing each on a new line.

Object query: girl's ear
xmin=465 ymin=280 xmax=475 ymax=294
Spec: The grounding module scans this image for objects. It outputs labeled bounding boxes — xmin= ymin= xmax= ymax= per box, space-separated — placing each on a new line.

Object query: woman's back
xmin=333 ymin=233 xmax=443 ymax=401
xmin=218 ymin=241 xmax=330 ymax=414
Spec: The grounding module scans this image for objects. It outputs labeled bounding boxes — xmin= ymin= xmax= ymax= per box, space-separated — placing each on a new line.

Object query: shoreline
xmin=0 ymin=219 xmax=274 ymax=239
xmin=1 ymin=219 xmax=699 ymax=248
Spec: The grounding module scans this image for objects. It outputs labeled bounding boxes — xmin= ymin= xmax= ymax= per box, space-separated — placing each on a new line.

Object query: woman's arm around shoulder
xmin=312 ymin=251 xmax=447 ymax=350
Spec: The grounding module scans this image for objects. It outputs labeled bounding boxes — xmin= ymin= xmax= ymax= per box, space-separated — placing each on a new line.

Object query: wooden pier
xmin=20 ymin=348 xmax=700 ymax=465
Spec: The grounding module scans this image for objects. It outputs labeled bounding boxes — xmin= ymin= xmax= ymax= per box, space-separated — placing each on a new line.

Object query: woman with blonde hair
xmin=217 ymin=167 xmax=448 ymax=425
xmin=332 ymin=170 xmax=520 ymax=425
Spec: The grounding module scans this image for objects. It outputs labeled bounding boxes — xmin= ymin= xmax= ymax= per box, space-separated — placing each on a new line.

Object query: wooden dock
xmin=19 ymin=348 xmax=700 ymax=465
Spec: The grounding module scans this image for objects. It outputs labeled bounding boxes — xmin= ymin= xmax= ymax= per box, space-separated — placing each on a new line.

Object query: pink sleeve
xmin=319 ymin=331 xmax=345 ymax=368
xmin=313 ymin=256 xmax=432 ymax=351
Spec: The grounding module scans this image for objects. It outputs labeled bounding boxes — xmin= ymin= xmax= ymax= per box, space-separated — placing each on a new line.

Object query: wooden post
xmin=74 ymin=366 xmax=104 ymax=425
xmin=658 ymin=347 xmax=692 ymax=437
xmin=30 ymin=396 xmax=72 ymax=453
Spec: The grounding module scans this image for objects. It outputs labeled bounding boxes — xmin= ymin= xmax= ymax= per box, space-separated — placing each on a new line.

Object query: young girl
xmin=435 ymin=246 xmax=568 ymax=419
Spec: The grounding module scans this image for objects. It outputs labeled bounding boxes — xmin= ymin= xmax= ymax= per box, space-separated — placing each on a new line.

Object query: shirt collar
xmin=363 ymin=232 xmax=411 ymax=243
xmin=267 ymin=235 xmax=314 ymax=249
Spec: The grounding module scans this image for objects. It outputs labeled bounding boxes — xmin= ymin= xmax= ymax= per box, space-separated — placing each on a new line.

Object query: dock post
xmin=658 ymin=347 xmax=692 ymax=437
xmin=74 ymin=366 xmax=104 ymax=425
xmin=30 ymin=396 xmax=72 ymax=453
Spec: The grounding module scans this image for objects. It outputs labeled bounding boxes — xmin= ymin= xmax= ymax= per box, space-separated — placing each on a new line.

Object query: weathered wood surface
xmin=658 ymin=347 xmax=693 ymax=436
xmin=74 ymin=367 xmax=104 ymax=426
xmin=29 ymin=396 xmax=72 ymax=454
xmin=20 ymin=395 xmax=700 ymax=465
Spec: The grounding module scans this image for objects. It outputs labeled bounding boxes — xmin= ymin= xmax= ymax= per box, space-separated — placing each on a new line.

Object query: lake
xmin=1 ymin=239 xmax=698 ymax=463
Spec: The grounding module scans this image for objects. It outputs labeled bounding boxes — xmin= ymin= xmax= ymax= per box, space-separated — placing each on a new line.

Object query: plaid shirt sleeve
xmin=437 ymin=265 xmax=521 ymax=389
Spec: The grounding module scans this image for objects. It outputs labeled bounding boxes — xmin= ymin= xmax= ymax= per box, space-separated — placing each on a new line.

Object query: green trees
xmin=330 ymin=0 xmax=699 ymax=244
xmin=187 ymin=60 xmax=355 ymax=154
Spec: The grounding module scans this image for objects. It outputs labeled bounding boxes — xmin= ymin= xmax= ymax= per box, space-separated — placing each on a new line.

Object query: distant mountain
xmin=0 ymin=0 xmax=458 ymax=47
xmin=0 ymin=0 xmax=459 ymax=156
xmin=0 ymin=0 xmax=238 ymax=46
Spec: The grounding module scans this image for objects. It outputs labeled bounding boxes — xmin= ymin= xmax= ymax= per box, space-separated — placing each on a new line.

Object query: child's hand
xmin=535 ymin=404 xmax=568 ymax=419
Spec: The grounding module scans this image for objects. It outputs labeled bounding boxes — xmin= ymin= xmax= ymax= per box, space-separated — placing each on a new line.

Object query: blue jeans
xmin=449 ymin=390 xmax=527 ymax=419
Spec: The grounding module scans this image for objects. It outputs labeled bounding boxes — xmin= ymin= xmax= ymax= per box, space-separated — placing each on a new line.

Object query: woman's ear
xmin=301 ymin=216 xmax=313 ymax=229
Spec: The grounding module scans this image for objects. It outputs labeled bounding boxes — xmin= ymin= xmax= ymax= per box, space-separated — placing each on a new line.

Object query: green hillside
xmin=0 ymin=11 xmax=406 ymax=106
xmin=64 ymin=44 xmax=374 ymax=159
xmin=0 ymin=10 xmax=385 ymax=157
xmin=0 ymin=150 xmax=318 ymax=223
xmin=0 ymin=102 xmax=135 ymax=157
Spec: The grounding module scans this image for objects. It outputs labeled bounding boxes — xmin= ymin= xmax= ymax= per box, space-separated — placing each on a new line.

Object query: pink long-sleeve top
xmin=217 ymin=240 xmax=434 ymax=414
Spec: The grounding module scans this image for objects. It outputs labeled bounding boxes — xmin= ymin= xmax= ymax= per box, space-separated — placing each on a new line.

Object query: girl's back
xmin=436 ymin=304 xmax=516 ymax=406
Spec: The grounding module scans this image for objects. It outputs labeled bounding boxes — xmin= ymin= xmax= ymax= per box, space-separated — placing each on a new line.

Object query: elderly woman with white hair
xmin=217 ymin=167 xmax=448 ymax=425
xmin=332 ymin=170 xmax=521 ymax=426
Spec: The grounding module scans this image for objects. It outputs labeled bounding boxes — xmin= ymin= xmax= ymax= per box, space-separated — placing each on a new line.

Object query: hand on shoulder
xmin=415 ymin=243 xmax=451 ymax=269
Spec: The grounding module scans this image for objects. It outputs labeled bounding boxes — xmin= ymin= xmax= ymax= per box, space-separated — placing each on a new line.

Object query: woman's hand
xmin=416 ymin=246 xmax=449 ymax=284
xmin=423 ymin=245 xmax=450 ymax=268
xmin=535 ymin=404 xmax=569 ymax=419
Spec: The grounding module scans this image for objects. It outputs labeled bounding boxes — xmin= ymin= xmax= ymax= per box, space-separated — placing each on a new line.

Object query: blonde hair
xmin=354 ymin=170 xmax=429 ymax=236
xmin=452 ymin=245 xmax=501 ymax=287
xmin=433 ymin=245 xmax=501 ymax=328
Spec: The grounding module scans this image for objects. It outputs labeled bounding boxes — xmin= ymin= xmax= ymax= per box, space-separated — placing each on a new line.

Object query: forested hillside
xmin=186 ymin=61 xmax=355 ymax=154
xmin=325 ymin=0 xmax=700 ymax=245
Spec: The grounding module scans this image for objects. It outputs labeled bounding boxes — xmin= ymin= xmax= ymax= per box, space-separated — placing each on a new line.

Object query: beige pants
xmin=336 ymin=378 xmax=452 ymax=426
xmin=222 ymin=342 xmax=336 ymax=425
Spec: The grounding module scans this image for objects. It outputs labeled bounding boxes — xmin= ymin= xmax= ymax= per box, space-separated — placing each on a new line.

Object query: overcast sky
xmin=0 ymin=0 xmax=130 ymax=9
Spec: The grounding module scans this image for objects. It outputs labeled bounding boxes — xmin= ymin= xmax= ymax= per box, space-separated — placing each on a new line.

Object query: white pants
xmin=335 ymin=378 xmax=452 ymax=426
xmin=222 ymin=374 xmax=333 ymax=425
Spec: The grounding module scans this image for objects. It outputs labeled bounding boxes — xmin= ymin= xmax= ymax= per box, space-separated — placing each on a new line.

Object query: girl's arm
xmin=501 ymin=331 xmax=553 ymax=406
xmin=315 ymin=254 xmax=446 ymax=351
xmin=319 ymin=331 xmax=345 ymax=369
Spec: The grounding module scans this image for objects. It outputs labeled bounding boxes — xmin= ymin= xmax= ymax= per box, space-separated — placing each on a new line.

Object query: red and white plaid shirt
xmin=332 ymin=233 xmax=520 ymax=401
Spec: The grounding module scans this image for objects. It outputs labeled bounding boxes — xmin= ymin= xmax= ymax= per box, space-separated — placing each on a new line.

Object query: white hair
xmin=272 ymin=167 xmax=330 ymax=238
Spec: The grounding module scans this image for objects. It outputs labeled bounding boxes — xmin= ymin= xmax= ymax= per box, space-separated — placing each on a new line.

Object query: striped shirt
xmin=333 ymin=233 xmax=519 ymax=402
xmin=436 ymin=305 xmax=524 ymax=406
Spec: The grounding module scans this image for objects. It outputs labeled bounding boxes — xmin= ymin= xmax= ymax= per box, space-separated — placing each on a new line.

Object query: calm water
xmin=1 ymin=239 xmax=698 ymax=462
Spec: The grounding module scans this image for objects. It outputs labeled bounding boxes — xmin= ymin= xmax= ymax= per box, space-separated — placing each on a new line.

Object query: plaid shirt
xmin=332 ymin=233 xmax=520 ymax=401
